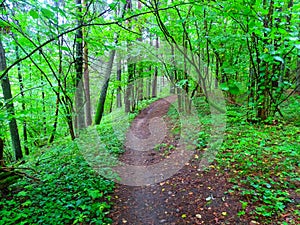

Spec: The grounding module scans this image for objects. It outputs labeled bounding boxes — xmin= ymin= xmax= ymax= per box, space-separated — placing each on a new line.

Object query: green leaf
xmin=29 ymin=9 xmax=39 ymax=19
xmin=87 ymin=189 xmax=103 ymax=199
xmin=16 ymin=191 xmax=27 ymax=197
xmin=41 ymin=8 xmax=55 ymax=18
xmin=220 ymin=83 xmax=229 ymax=91
xmin=61 ymin=46 xmax=70 ymax=51
xmin=229 ymin=84 xmax=240 ymax=95
xmin=109 ymin=3 xmax=117 ymax=10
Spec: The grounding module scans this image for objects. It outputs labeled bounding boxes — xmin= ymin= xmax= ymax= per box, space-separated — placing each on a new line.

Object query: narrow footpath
xmin=109 ymin=97 xmax=248 ymax=225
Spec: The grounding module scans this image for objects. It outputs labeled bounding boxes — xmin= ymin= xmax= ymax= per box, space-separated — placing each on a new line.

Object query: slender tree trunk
xmin=124 ymin=0 xmax=134 ymax=112
xmin=0 ymin=138 xmax=4 ymax=166
xmin=152 ymin=36 xmax=159 ymax=98
xmin=94 ymin=49 xmax=116 ymax=124
xmin=296 ymin=12 xmax=300 ymax=94
xmin=125 ymin=56 xmax=134 ymax=113
xmin=152 ymin=68 xmax=158 ymax=98
xmin=83 ymin=41 xmax=91 ymax=126
xmin=48 ymin=95 xmax=60 ymax=144
xmin=296 ymin=59 xmax=300 ymax=93
xmin=109 ymin=89 xmax=114 ymax=113
xmin=16 ymin=45 xmax=29 ymax=155
xmin=116 ymin=54 xmax=122 ymax=108
xmin=256 ymin=0 xmax=274 ymax=120
xmin=136 ymin=3 xmax=143 ymax=101
xmin=170 ymin=44 xmax=177 ymax=94
xmin=83 ymin=0 xmax=92 ymax=126
xmin=41 ymin=76 xmax=46 ymax=135
xmin=177 ymin=87 xmax=182 ymax=112
xmin=75 ymin=80 xmax=85 ymax=129
xmin=75 ymin=0 xmax=85 ymax=131
xmin=0 ymin=39 xmax=23 ymax=160
xmin=147 ymin=66 xmax=152 ymax=98
xmin=137 ymin=65 xmax=144 ymax=101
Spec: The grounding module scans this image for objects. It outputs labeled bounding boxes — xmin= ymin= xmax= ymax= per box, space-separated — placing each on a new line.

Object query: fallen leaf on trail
xmin=181 ymin=214 xmax=187 ymax=218
xmin=222 ymin=211 xmax=227 ymax=216
xmin=195 ymin=214 xmax=202 ymax=219
xmin=205 ymin=194 xmax=214 ymax=201
xmin=205 ymin=196 xmax=212 ymax=201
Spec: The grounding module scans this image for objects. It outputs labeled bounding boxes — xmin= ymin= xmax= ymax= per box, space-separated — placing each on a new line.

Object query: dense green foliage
xmin=217 ymin=97 xmax=299 ymax=221
xmin=0 ymin=141 xmax=114 ymax=225
xmin=0 ymin=0 xmax=299 ymax=224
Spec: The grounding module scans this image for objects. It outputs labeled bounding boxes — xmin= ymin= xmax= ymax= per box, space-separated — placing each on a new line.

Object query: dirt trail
xmin=109 ymin=97 xmax=247 ymax=225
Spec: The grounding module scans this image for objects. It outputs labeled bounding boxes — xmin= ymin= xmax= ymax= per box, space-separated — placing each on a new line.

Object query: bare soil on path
xmin=109 ymin=97 xmax=253 ymax=225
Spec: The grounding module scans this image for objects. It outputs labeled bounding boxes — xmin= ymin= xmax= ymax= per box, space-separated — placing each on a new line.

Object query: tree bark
xmin=152 ymin=36 xmax=159 ymax=98
xmin=94 ymin=49 xmax=116 ymax=124
xmin=83 ymin=41 xmax=92 ymax=126
xmin=125 ymin=57 xmax=134 ymax=113
xmin=83 ymin=0 xmax=92 ymax=126
xmin=74 ymin=0 xmax=85 ymax=130
xmin=296 ymin=59 xmax=300 ymax=93
xmin=0 ymin=39 xmax=23 ymax=160
xmin=116 ymin=54 xmax=122 ymax=108
xmin=0 ymin=138 xmax=4 ymax=166
xmin=16 ymin=45 xmax=29 ymax=155
xmin=48 ymin=95 xmax=60 ymax=144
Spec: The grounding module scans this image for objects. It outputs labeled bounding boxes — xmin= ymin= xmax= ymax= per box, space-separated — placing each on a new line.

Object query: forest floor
xmin=0 ymin=96 xmax=298 ymax=225
xmin=109 ymin=96 xmax=256 ymax=225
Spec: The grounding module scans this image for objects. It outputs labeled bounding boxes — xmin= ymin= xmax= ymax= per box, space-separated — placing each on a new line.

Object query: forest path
xmin=109 ymin=96 xmax=246 ymax=225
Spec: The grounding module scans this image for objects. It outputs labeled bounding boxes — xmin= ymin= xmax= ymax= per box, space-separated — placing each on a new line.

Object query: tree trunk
xmin=125 ymin=60 xmax=134 ymax=113
xmin=147 ymin=66 xmax=152 ymax=98
xmin=83 ymin=40 xmax=92 ymax=126
xmin=83 ymin=0 xmax=92 ymax=126
xmin=41 ymin=76 xmax=47 ymax=135
xmin=152 ymin=36 xmax=159 ymax=98
xmin=109 ymin=89 xmax=114 ymax=113
xmin=171 ymin=44 xmax=177 ymax=94
xmin=152 ymin=68 xmax=158 ymax=98
xmin=296 ymin=59 xmax=300 ymax=93
xmin=0 ymin=39 xmax=23 ymax=160
xmin=296 ymin=12 xmax=300 ymax=94
xmin=0 ymin=138 xmax=4 ymax=166
xmin=48 ymin=95 xmax=60 ymax=144
xmin=94 ymin=49 xmax=116 ymax=124
xmin=75 ymin=79 xmax=85 ymax=129
xmin=74 ymin=0 xmax=85 ymax=131
xmin=116 ymin=54 xmax=122 ymax=108
xmin=16 ymin=45 xmax=29 ymax=155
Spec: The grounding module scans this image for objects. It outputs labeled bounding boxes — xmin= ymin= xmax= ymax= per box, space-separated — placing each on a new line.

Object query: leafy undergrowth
xmin=216 ymin=95 xmax=300 ymax=224
xmin=0 ymin=98 xmax=160 ymax=225
xmin=0 ymin=141 xmax=115 ymax=225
